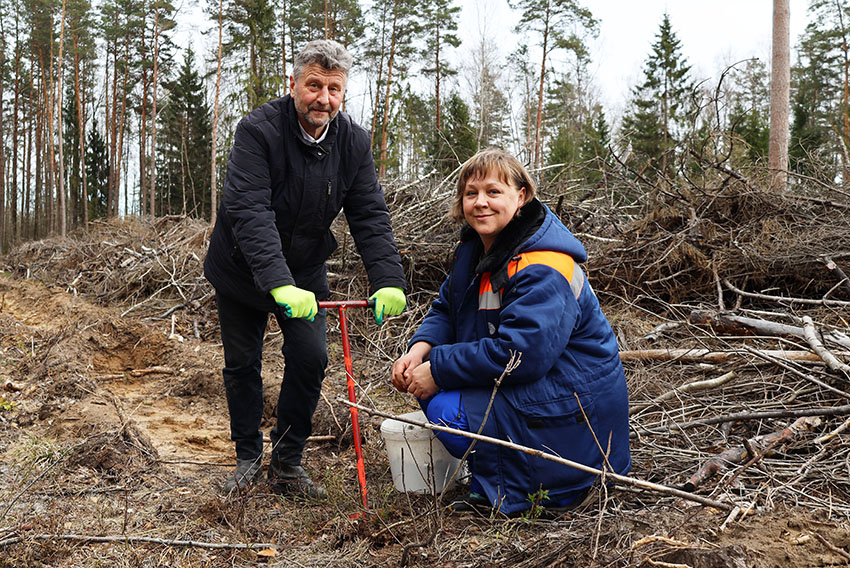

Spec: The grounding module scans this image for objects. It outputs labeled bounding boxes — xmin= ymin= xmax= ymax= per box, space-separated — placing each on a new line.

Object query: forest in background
xmin=0 ymin=0 xmax=848 ymax=253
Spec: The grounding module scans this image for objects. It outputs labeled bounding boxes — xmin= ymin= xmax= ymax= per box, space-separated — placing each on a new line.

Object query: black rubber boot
xmin=268 ymin=461 xmax=328 ymax=500
xmin=222 ymin=457 xmax=263 ymax=494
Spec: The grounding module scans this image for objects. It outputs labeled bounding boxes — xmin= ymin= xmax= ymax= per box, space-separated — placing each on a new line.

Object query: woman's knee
xmin=424 ymin=391 xmax=471 ymax=458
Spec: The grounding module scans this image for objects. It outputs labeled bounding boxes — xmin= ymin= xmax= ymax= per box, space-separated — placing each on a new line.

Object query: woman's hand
xmin=391 ymin=352 xmax=421 ymax=393
xmin=407 ymin=362 xmax=439 ymax=399
xmin=391 ymin=341 xmax=433 ymax=393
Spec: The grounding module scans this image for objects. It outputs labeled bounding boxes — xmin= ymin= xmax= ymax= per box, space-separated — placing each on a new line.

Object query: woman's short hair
xmin=293 ymin=40 xmax=353 ymax=80
xmin=450 ymin=149 xmax=537 ymax=222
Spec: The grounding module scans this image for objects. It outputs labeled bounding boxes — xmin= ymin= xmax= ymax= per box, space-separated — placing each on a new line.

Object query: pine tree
xmin=420 ymin=0 xmax=460 ymax=135
xmin=622 ymin=13 xmax=693 ymax=181
xmin=510 ymin=0 xmax=596 ymax=169
xmin=66 ymin=0 xmax=94 ymax=226
xmin=221 ymin=0 xmax=280 ymax=113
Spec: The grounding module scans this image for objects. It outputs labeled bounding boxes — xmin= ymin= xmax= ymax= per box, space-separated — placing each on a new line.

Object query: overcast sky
xmin=458 ymin=0 xmax=812 ymax=119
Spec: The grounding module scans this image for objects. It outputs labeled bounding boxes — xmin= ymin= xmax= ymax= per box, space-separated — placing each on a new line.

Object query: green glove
xmin=369 ymin=286 xmax=406 ymax=325
xmin=270 ymin=285 xmax=317 ymax=321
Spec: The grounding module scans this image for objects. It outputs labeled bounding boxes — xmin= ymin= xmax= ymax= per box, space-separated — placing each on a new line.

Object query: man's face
xmin=290 ymin=63 xmax=347 ymax=139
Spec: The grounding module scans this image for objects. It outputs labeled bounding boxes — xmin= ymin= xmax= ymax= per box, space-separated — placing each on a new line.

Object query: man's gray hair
xmin=293 ymin=40 xmax=353 ymax=79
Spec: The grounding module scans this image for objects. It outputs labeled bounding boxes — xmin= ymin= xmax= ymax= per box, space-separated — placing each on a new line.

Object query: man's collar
xmin=297 ymin=119 xmax=330 ymax=145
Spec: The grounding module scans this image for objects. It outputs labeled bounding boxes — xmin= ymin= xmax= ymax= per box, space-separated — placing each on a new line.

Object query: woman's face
xmin=462 ymin=172 xmax=526 ymax=252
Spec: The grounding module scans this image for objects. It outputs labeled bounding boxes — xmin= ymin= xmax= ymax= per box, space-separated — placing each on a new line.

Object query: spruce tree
xmin=622 ymin=13 xmax=693 ymax=181
xmin=431 ymin=92 xmax=476 ymax=176
xmin=85 ymin=119 xmax=109 ymax=220
xmin=158 ymin=46 xmax=212 ymax=217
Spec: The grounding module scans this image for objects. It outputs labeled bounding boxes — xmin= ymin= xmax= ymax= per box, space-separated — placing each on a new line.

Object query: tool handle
xmin=317 ymin=299 xmax=376 ymax=309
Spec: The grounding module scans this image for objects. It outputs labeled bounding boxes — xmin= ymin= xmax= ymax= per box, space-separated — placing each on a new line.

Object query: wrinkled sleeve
xmin=222 ymin=118 xmax=293 ymax=292
xmin=409 ymin=276 xmax=456 ymax=349
xmin=429 ymin=265 xmax=579 ymax=389
xmin=343 ymin=144 xmax=406 ymax=293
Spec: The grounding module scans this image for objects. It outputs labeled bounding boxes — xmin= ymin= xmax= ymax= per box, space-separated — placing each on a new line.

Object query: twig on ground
xmin=630 ymin=371 xmax=737 ymax=415
xmin=0 ymin=533 xmax=281 ymax=550
xmin=741 ymin=345 xmax=850 ymax=399
xmin=722 ymin=278 xmax=850 ymax=308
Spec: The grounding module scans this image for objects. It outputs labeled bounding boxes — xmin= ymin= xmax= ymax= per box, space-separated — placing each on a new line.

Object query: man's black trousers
xmin=215 ymin=271 xmax=329 ymax=466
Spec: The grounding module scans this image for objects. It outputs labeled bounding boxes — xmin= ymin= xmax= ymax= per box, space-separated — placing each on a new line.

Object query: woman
xmin=391 ymin=149 xmax=630 ymax=515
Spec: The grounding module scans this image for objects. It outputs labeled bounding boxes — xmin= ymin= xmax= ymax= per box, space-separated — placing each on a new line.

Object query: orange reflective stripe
xmin=508 ymin=251 xmax=576 ymax=282
xmin=479 ymin=251 xmax=584 ymax=311
xmin=480 ymin=272 xmax=493 ymax=293
xmin=478 ymin=272 xmax=501 ymax=310
xmin=508 ymin=251 xmax=585 ymax=299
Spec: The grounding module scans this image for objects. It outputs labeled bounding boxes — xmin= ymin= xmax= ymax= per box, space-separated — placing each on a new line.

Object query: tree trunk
xmin=768 ymin=0 xmax=790 ymax=193
xmin=115 ymin=43 xmax=129 ymax=217
xmin=107 ymin=35 xmax=117 ymax=216
xmin=37 ymin=47 xmax=55 ymax=236
xmin=72 ymin=37 xmax=88 ymax=227
xmin=150 ymin=9 xmax=160 ymax=216
xmin=435 ymin=25 xmax=441 ymax=133
xmin=280 ymin=0 xmax=286 ymax=81
xmin=12 ymin=39 xmax=20 ymax=242
xmin=25 ymin=63 xmax=33 ymax=238
xmin=40 ymin=39 xmax=56 ymax=235
xmin=533 ymin=1 xmax=550 ymax=170
xmin=835 ymin=0 xmax=850 ymax=189
xmin=211 ymin=0 xmax=223 ymax=225
xmin=56 ymin=0 xmax=67 ymax=236
xmin=34 ymin=72 xmax=43 ymax=238
xmin=0 ymin=16 xmax=6 ymax=253
xmin=369 ymin=2 xmax=388 ymax=145
xmin=378 ymin=0 xmax=399 ymax=177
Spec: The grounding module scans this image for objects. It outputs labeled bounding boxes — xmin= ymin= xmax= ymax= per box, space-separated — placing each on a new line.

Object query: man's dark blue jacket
xmin=204 ymin=95 xmax=405 ymax=309
xmin=411 ymin=200 xmax=631 ymax=514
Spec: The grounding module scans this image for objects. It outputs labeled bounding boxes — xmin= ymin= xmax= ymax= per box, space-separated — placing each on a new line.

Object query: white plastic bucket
xmin=380 ymin=410 xmax=461 ymax=494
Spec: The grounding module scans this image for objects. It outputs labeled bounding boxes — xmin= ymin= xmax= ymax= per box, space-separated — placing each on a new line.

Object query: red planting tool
xmin=318 ymin=299 xmax=374 ymax=514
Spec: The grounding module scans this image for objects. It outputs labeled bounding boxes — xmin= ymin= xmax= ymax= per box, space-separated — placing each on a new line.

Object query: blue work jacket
xmin=411 ymin=200 xmax=631 ymax=514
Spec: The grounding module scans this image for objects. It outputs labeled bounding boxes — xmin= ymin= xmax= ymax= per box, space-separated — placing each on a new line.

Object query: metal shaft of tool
xmin=318 ymin=300 xmax=370 ymax=510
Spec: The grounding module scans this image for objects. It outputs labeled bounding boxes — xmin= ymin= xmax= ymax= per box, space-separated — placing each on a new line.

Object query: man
xmin=204 ymin=39 xmax=406 ymax=498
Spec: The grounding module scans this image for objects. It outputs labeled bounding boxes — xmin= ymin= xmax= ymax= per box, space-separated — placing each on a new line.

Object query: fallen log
xmin=682 ymin=416 xmax=821 ymax=492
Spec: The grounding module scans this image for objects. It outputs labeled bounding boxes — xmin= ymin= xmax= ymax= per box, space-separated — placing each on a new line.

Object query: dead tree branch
xmin=345 ymin=400 xmax=735 ymax=512
xmin=802 ymin=316 xmax=850 ymax=377
xmin=722 ymin=279 xmax=850 ymax=308
xmin=682 ymin=416 xmax=821 ymax=492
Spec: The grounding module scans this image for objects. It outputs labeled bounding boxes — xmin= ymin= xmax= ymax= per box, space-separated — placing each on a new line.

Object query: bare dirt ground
xmin=0 ymin=214 xmax=849 ymax=567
